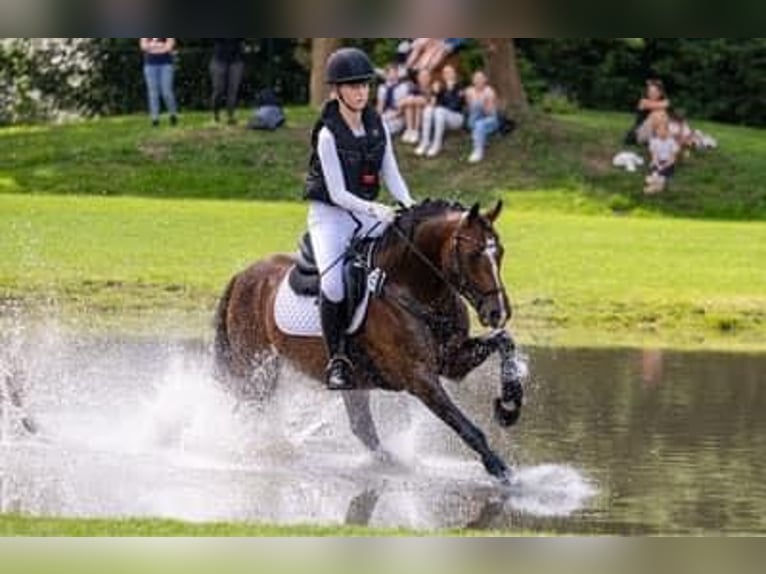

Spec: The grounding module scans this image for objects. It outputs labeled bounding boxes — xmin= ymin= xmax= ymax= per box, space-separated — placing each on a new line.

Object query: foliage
xmin=517 ymin=38 xmax=766 ymax=126
xmin=2 ymin=38 xmax=763 ymax=126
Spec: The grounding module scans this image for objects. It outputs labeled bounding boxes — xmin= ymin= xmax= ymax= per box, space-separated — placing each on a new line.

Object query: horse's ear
xmin=468 ymin=202 xmax=481 ymax=221
xmin=485 ymin=199 xmax=503 ymax=223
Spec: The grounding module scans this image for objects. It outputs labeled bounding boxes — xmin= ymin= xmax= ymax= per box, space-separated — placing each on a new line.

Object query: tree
xmin=480 ymin=38 xmax=528 ymax=114
xmin=310 ymin=38 xmax=341 ymax=107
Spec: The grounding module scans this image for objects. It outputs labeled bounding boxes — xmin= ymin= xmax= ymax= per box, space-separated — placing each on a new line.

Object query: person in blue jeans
xmin=465 ymin=70 xmax=499 ymax=163
xmin=139 ymin=38 xmax=178 ymax=127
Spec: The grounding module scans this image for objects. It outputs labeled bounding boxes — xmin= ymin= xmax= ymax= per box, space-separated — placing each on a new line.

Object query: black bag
xmin=497 ymin=112 xmax=517 ymax=136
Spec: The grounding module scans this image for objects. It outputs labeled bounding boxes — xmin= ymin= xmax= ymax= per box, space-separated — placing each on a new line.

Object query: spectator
xmin=210 ymin=38 xmax=245 ymax=125
xmin=415 ymin=64 xmax=465 ymax=158
xmin=139 ymin=38 xmax=178 ymax=127
xmin=399 ymin=68 xmax=432 ymax=145
xmin=375 ymin=63 xmax=410 ymax=136
xmin=668 ymin=108 xmax=694 ymax=154
xmin=644 ymin=116 xmax=679 ymax=194
xmin=465 ymin=70 xmax=500 ymax=164
xmin=625 ymin=79 xmax=670 ymax=146
xmin=406 ymin=38 xmax=466 ymax=72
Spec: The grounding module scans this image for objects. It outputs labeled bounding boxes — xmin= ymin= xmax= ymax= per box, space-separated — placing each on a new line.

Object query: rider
xmin=304 ymin=47 xmax=415 ymax=391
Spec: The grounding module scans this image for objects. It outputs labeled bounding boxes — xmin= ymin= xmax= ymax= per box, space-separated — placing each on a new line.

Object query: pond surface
xmin=1 ymin=333 xmax=765 ymax=534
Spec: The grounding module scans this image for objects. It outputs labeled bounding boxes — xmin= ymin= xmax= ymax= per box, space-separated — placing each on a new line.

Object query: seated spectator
xmin=399 ymin=68 xmax=433 ymax=145
xmin=625 ymin=79 xmax=670 ymax=146
xmin=644 ymin=117 xmax=679 ymax=194
xmin=668 ymin=108 xmax=694 ymax=153
xmin=376 ymin=63 xmax=411 ymax=136
xmin=406 ymin=38 xmax=466 ymax=73
xmin=465 ymin=70 xmax=500 ymax=164
xmin=415 ymin=64 xmax=465 ymax=158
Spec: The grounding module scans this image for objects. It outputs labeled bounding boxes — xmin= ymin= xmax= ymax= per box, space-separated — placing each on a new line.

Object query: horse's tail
xmin=213 ymin=274 xmax=237 ymax=380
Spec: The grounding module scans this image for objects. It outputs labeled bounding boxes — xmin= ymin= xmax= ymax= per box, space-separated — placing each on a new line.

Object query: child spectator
xmin=376 ymin=63 xmax=411 ymax=136
xmin=415 ymin=64 xmax=465 ymax=158
xmin=645 ymin=118 xmax=679 ymax=194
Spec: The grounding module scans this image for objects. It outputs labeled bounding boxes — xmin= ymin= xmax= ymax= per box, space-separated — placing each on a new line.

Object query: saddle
xmin=288 ymin=233 xmax=385 ymax=323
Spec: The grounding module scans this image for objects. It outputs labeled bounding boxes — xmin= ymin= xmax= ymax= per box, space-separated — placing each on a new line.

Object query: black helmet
xmin=325 ymin=47 xmax=375 ymax=85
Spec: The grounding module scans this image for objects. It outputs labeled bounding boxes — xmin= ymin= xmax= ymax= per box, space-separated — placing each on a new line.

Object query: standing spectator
xmin=399 ymin=68 xmax=432 ymax=145
xmin=139 ymin=38 xmax=178 ymax=127
xmin=376 ymin=63 xmax=410 ymax=136
xmin=465 ymin=70 xmax=499 ymax=163
xmin=415 ymin=64 xmax=465 ymax=158
xmin=210 ymin=38 xmax=245 ymax=125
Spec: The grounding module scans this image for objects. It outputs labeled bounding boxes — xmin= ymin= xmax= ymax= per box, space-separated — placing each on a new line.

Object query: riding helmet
xmin=325 ymin=47 xmax=375 ymax=85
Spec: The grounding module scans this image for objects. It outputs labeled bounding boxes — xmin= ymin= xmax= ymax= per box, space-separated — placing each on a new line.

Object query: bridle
xmin=389 ymin=218 xmax=505 ymax=314
xmin=450 ymin=233 xmax=506 ymax=313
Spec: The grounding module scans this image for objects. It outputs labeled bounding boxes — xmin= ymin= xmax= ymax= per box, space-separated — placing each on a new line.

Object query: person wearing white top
xmin=304 ymin=48 xmax=415 ymax=390
xmin=645 ymin=120 xmax=679 ymax=194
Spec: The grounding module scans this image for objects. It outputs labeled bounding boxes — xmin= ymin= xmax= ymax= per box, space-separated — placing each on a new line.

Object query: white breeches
xmin=307 ymin=201 xmax=387 ymax=303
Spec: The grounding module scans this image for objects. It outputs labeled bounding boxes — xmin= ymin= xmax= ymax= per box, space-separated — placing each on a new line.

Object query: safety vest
xmin=304 ymin=100 xmax=386 ymax=204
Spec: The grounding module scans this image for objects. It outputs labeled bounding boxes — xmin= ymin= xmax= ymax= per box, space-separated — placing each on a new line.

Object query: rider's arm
xmin=381 ymin=124 xmax=415 ymax=208
xmin=317 ymin=127 xmax=392 ymax=219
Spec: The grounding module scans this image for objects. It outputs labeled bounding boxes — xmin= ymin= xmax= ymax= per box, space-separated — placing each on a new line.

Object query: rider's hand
xmin=368 ymin=203 xmax=396 ymax=224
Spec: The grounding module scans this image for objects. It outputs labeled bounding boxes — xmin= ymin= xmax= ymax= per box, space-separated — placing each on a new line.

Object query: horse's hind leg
xmin=342 ymin=390 xmax=384 ymax=456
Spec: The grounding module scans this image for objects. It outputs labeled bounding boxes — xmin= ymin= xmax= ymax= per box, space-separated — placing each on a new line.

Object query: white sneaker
xmin=468 ymin=148 xmax=483 ymax=163
xmin=409 ymin=130 xmax=420 ymax=145
xmin=414 ymin=143 xmax=428 ymax=156
xmin=426 ymin=144 xmax=441 ymax=158
xmin=400 ymin=130 xmax=412 ymax=143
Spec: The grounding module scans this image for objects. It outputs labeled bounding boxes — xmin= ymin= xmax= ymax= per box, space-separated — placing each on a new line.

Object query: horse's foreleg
xmin=342 ymin=390 xmax=382 ymax=454
xmin=414 ymin=379 xmax=510 ymax=482
xmin=440 ymin=331 xmax=508 ymax=381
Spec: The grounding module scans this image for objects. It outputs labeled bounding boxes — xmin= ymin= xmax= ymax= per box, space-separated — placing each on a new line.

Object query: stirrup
xmin=325 ymin=355 xmax=354 ymax=391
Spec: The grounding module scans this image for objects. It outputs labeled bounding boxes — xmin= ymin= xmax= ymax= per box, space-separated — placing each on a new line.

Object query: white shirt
xmin=316 ymin=123 xmax=413 ymax=216
xmin=649 ymin=135 xmax=679 ymax=164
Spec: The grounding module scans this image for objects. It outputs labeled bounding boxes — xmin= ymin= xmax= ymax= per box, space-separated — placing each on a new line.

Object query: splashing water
xmin=0 ymin=319 xmax=594 ymax=529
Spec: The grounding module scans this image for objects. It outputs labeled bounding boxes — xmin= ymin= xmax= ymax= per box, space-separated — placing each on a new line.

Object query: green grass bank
xmin=1 ymin=193 xmax=764 ymax=350
xmin=1 ymin=109 xmax=765 ymax=349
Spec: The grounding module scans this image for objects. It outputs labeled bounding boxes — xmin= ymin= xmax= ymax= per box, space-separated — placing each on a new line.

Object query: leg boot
xmin=320 ymin=297 xmax=354 ymax=391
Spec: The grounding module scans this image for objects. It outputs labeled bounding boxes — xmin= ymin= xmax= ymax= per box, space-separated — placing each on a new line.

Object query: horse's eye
xmin=469 ymin=251 xmax=483 ymax=262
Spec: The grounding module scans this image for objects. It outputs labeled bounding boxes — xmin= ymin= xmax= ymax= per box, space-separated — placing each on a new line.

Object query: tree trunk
xmin=481 ymin=38 xmax=528 ymax=114
xmin=310 ymin=38 xmax=341 ymax=108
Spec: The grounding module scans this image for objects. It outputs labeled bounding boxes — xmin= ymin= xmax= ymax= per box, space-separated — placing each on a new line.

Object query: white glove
xmin=367 ymin=203 xmax=396 ymax=224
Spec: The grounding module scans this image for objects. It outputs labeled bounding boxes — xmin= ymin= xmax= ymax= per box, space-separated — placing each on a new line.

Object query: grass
xmin=0 ymin=513 xmax=419 ymax=536
xmin=1 ymin=108 xmax=765 ymax=350
xmin=1 ymin=193 xmax=764 ymax=350
xmin=2 ymin=107 xmax=765 ymax=219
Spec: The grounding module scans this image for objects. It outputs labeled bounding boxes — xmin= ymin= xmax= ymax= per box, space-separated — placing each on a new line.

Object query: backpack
xmin=247 ymin=88 xmax=286 ymax=131
xmin=497 ymin=112 xmax=517 ymax=136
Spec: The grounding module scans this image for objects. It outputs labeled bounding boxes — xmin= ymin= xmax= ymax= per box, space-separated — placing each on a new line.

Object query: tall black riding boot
xmin=320 ymin=296 xmax=354 ymax=391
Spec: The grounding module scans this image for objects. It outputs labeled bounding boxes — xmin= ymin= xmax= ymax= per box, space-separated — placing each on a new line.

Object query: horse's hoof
xmin=494 ymin=398 xmax=522 ymax=428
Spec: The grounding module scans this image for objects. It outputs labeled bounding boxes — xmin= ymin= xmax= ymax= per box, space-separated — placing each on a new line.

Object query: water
xmin=1 ymin=328 xmax=765 ymax=534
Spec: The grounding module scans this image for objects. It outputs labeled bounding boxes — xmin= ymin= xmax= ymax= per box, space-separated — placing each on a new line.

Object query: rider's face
xmin=338 ymin=83 xmax=370 ymax=111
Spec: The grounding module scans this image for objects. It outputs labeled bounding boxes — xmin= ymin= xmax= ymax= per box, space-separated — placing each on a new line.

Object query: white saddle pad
xmin=273 ymin=268 xmax=373 ymax=338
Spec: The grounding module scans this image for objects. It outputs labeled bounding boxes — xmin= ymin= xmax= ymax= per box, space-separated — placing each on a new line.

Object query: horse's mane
xmin=377 ymin=198 xmax=467 ymax=253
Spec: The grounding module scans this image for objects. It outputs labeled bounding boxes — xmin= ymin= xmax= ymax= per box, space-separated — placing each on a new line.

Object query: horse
xmin=213 ymin=199 xmax=524 ymax=483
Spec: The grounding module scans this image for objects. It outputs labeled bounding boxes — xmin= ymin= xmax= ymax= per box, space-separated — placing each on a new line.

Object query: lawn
xmin=1 ymin=108 xmax=764 ymax=349
xmin=1 ymin=193 xmax=764 ymax=350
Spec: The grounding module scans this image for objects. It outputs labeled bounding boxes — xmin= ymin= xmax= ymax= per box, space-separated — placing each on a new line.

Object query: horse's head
xmin=447 ymin=200 xmax=512 ymax=329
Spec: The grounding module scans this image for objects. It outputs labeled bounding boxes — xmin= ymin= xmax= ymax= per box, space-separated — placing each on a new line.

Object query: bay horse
xmin=214 ymin=199 xmax=523 ymax=483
